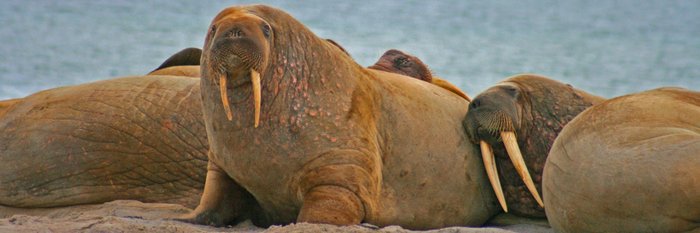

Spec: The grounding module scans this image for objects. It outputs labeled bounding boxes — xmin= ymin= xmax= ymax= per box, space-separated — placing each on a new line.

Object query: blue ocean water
xmin=1 ymin=0 xmax=698 ymax=100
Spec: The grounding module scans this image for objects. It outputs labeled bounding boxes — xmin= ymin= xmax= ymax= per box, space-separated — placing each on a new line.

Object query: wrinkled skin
xmin=463 ymin=74 xmax=605 ymax=217
xmin=148 ymin=47 xmax=202 ymax=77
xmin=369 ymin=49 xmax=471 ymax=101
xmin=182 ymin=4 xmax=498 ymax=230
xmin=0 ymin=76 xmax=208 ymax=208
xmin=544 ymin=88 xmax=700 ymax=233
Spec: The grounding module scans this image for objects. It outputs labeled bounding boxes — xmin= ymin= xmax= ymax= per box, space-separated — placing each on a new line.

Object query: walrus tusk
xmin=251 ymin=69 xmax=261 ymax=128
xmin=501 ymin=131 xmax=544 ymax=207
xmin=480 ymin=140 xmax=508 ymax=212
xmin=219 ymin=74 xmax=233 ymax=121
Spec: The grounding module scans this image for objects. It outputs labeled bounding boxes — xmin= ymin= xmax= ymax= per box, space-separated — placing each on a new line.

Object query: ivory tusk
xmin=501 ymin=131 xmax=544 ymax=207
xmin=480 ymin=140 xmax=508 ymax=212
xmin=219 ymin=74 xmax=233 ymax=121
xmin=251 ymin=69 xmax=261 ymax=128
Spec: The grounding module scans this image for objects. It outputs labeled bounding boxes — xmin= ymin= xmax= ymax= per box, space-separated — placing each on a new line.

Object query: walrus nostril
xmin=225 ymin=28 xmax=244 ymax=38
xmin=394 ymin=57 xmax=410 ymax=67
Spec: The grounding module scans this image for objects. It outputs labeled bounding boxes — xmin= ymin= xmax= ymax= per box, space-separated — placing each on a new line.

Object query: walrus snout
xmin=464 ymin=84 xmax=522 ymax=144
xmin=203 ymin=9 xmax=272 ymax=127
xmin=208 ymin=18 xmax=271 ymax=73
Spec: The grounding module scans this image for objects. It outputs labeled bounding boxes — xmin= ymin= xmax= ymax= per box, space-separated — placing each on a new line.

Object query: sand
xmin=0 ymin=200 xmax=552 ymax=233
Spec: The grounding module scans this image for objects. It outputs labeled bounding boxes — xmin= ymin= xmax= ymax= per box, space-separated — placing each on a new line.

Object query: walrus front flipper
xmin=150 ymin=47 xmax=202 ymax=73
xmin=297 ymin=185 xmax=365 ymax=225
xmin=174 ymin=160 xmax=258 ymax=227
xmin=432 ymin=77 xmax=471 ymax=101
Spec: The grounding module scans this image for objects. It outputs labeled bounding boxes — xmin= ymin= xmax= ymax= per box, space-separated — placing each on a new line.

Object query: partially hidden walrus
xmin=180 ymin=4 xmax=498 ymax=229
xmin=462 ymin=74 xmax=605 ymax=217
xmin=543 ymin=87 xmax=700 ymax=232
xmin=369 ymin=49 xmax=472 ymax=101
xmin=0 ymin=75 xmax=208 ymax=209
xmin=148 ymin=47 xmax=202 ymax=77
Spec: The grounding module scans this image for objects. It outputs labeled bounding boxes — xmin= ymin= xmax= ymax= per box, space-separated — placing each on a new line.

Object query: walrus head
xmin=202 ymin=7 xmax=273 ymax=127
xmin=369 ymin=49 xmax=433 ymax=83
xmin=463 ymin=74 xmax=603 ymax=216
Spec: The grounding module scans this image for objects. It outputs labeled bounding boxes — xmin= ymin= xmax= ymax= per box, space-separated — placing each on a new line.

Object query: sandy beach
xmin=0 ymin=200 xmax=552 ymax=233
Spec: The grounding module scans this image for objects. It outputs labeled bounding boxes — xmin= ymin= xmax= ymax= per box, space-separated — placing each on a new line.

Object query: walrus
xmin=148 ymin=47 xmax=202 ymax=77
xmin=543 ymin=87 xmax=700 ymax=233
xmin=0 ymin=76 xmax=208 ymax=208
xmin=180 ymin=4 xmax=498 ymax=229
xmin=369 ymin=49 xmax=471 ymax=101
xmin=462 ymin=74 xmax=605 ymax=217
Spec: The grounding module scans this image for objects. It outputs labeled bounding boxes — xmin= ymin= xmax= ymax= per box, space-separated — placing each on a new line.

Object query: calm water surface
xmin=1 ymin=0 xmax=698 ymax=99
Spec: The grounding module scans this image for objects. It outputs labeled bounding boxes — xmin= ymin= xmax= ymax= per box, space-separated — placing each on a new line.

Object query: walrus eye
xmin=262 ymin=24 xmax=271 ymax=38
xmin=395 ymin=57 xmax=410 ymax=67
xmin=208 ymin=25 xmax=217 ymax=38
xmin=504 ymin=86 xmax=519 ymax=97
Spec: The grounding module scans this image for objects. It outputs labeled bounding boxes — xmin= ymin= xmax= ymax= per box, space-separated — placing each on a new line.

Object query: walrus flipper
xmin=432 ymin=78 xmax=472 ymax=101
xmin=174 ymin=160 xmax=258 ymax=227
xmin=151 ymin=47 xmax=202 ymax=73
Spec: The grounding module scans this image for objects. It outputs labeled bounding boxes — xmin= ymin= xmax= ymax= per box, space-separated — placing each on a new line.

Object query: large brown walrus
xmin=180 ymin=4 xmax=498 ymax=229
xmin=369 ymin=49 xmax=472 ymax=101
xmin=462 ymin=74 xmax=605 ymax=217
xmin=543 ymin=88 xmax=700 ymax=233
xmin=0 ymin=76 xmax=208 ymax=208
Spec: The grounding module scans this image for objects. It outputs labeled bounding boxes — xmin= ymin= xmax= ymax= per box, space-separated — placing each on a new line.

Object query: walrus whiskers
xmin=480 ymin=140 xmax=508 ymax=212
xmin=501 ymin=131 xmax=544 ymax=207
xmin=219 ymin=74 xmax=234 ymax=121
xmin=251 ymin=69 xmax=261 ymax=128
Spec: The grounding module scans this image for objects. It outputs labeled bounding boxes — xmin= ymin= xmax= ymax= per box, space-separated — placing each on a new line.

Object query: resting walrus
xmin=369 ymin=49 xmax=471 ymax=101
xmin=543 ymin=88 xmax=700 ymax=232
xmin=462 ymin=74 xmax=605 ymax=217
xmin=0 ymin=76 xmax=207 ymax=208
xmin=180 ymin=4 xmax=498 ymax=229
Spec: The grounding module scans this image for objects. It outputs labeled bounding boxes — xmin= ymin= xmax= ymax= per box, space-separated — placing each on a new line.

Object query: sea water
xmin=1 ymin=0 xmax=698 ymax=100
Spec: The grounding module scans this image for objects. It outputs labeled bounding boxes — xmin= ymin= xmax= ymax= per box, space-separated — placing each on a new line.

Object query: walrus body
xmin=462 ymin=74 xmax=605 ymax=217
xmin=0 ymin=76 xmax=208 ymax=208
xmin=543 ymin=88 xmax=700 ymax=232
xmin=183 ymin=5 xmax=498 ymax=229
